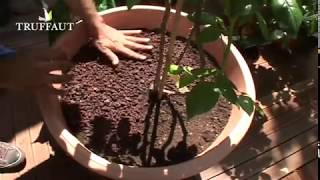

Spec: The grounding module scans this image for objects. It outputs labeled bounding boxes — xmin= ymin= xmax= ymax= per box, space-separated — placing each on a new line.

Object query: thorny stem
xmin=158 ymin=0 xmax=185 ymax=99
xmin=153 ymin=0 xmax=171 ymax=94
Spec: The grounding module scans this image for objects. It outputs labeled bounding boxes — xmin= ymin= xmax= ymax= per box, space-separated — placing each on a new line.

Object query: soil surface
xmin=61 ymin=31 xmax=232 ymax=167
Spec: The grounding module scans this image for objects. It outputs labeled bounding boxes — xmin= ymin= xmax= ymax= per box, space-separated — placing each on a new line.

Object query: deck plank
xmin=248 ymin=143 xmax=317 ymax=180
xmin=213 ymin=128 xmax=317 ymax=180
xmin=27 ymin=95 xmax=52 ymax=180
xmin=296 ymin=159 xmax=318 ymax=180
xmin=200 ymin=109 xmax=317 ymax=179
xmin=0 ymin=92 xmax=19 ymax=180
xmin=237 ymin=106 xmax=315 ymax=150
xmin=11 ymin=93 xmax=36 ymax=179
xmin=284 ymin=172 xmax=301 ymax=180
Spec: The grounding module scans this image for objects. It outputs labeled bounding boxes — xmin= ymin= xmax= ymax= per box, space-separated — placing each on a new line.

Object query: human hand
xmin=0 ymin=48 xmax=72 ymax=94
xmin=87 ymin=20 xmax=153 ymax=65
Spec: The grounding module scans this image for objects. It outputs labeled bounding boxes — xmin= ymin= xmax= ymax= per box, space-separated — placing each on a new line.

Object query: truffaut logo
xmin=16 ymin=8 xmax=75 ymax=31
xmin=38 ymin=9 xmax=53 ymax=22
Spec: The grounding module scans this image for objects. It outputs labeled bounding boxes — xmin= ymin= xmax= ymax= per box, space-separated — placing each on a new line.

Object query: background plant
xmin=224 ymin=0 xmax=318 ymax=49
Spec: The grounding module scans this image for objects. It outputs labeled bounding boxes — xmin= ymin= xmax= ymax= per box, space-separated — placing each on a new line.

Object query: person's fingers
xmin=125 ymin=36 xmax=150 ymax=43
xmin=94 ymin=41 xmax=119 ymax=65
xmin=115 ymin=44 xmax=147 ymax=60
xmin=124 ymin=41 xmax=153 ymax=50
xmin=119 ymin=30 xmax=142 ymax=35
xmin=44 ymin=74 xmax=73 ymax=84
xmin=102 ymin=48 xmax=120 ymax=65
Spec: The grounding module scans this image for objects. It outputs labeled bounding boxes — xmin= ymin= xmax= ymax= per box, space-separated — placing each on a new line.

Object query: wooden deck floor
xmin=0 ymin=12 xmax=318 ymax=180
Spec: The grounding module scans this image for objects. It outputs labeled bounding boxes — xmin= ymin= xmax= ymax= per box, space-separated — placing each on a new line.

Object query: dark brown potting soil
xmin=61 ymin=31 xmax=232 ymax=167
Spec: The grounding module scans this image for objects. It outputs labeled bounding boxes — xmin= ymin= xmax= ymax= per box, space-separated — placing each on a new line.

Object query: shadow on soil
xmin=60 ymin=94 xmax=197 ymax=167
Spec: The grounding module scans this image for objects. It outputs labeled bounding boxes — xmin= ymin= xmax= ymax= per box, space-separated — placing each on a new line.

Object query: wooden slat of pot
xmin=0 ymin=92 xmax=19 ymax=180
xmin=296 ymin=159 xmax=318 ymax=180
xmin=247 ymin=143 xmax=317 ymax=180
xmin=11 ymin=92 xmax=36 ymax=179
xmin=284 ymin=172 xmax=302 ymax=180
xmin=200 ymin=113 xmax=317 ymax=179
xmin=207 ymin=129 xmax=318 ymax=180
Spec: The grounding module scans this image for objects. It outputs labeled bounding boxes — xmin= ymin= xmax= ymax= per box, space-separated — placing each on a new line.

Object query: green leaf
xmin=236 ymin=36 xmax=271 ymax=48
xmin=197 ymin=26 xmax=220 ymax=44
xmin=47 ymin=10 xmax=53 ymax=21
xmin=180 ymin=73 xmax=197 ymax=88
xmin=256 ymin=12 xmax=271 ymax=41
xmin=271 ymin=0 xmax=304 ymax=37
xmin=229 ymin=0 xmax=263 ymax=18
xmin=169 ymin=65 xmax=217 ymax=88
xmin=179 ymin=68 xmax=216 ymax=88
xmin=126 ymin=0 xmax=140 ymax=9
xmin=95 ymin=0 xmax=107 ymax=11
xmin=299 ymin=0 xmax=317 ymax=13
xmin=215 ymin=73 xmax=238 ymax=104
xmin=186 ymin=82 xmax=220 ymax=119
xmin=255 ymin=103 xmax=266 ymax=118
xmin=168 ymin=64 xmax=183 ymax=75
xmin=187 ymin=12 xmax=217 ymax=25
xmin=95 ymin=0 xmax=116 ymax=11
xmin=271 ymin=29 xmax=286 ymax=40
xmin=237 ymin=95 xmax=255 ymax=115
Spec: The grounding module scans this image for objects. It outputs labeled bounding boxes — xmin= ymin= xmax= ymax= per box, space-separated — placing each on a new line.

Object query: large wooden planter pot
xmin=36 ymin=6 xmax=256 ymax=180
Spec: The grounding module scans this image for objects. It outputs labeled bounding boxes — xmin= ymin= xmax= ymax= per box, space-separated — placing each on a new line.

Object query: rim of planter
xmin=37 ymin=5 xmax=256 ymax=180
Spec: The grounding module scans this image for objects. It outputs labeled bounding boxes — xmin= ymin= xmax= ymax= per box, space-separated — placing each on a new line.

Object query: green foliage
xmin=186 ymin=82 xmax=220 ymax=119
xmin=126 ymin=0 xmax=141 ymax=9
xmin=227 ymin=0 xmax=263 ymax=18
xmin=237 ymin=95 xmax=255 ymax=115
xmin=196 ymin=26 xmax=221 ymax=44
xmin=215 ymin=72 xmax=238 ymax=104
xmin=95 ymin=0 xmax=116 ymax=11
xmin=256 ymin=12 xmax=271 ymax=41
xmin=168 ymin=65 xmax=255 ymax=120
xmin=271 ymin=0 xmax=303 ymax=37
xmin=224 ymin=0 xmax=316 ymax=48
xmin=187 ymin=12 xmax=217 ymax=25
xmin=169 ymin=65 xmax=217 ymax=88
